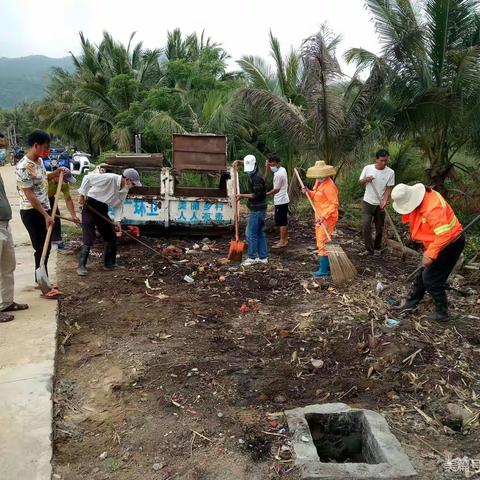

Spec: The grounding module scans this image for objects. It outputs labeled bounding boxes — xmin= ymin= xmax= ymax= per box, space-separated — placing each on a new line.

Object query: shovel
xmin=227 ymin=164 xmax=245 ymax=262
xmin=36 ymin=170 xmax=64 ymax=294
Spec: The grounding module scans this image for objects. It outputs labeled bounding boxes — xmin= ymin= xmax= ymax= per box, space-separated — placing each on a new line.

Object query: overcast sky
xmin=0 ymin=0 xmax=381 ymax=75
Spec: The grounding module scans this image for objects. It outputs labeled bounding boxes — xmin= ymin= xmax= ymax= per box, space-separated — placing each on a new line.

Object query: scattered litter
xmin=152 ymin=463 xmax=164 ymax=471
xmin=99 ymin=451 xmax=108 ymax=460
xmin=183 ymin=275 xmax=195 ymax=284
xmin=162 ymin=245 xmax=183 ymax=256
xmin=385 ymin=318 xmax=400 ymax=328
xmin=376 ymin=280 xmax=385 ymax=294
xmin=217 ymin=412 xmax=224 ymax=418
xmin=310 ymin=358 xmax=324 ymax=369
xmin=145 ymin=278 xmax=162 ymax=290
xmin=301 ymin=435 xmax=309 ymax=443
xmin=239 ymin=303 xmax=249 ymax=313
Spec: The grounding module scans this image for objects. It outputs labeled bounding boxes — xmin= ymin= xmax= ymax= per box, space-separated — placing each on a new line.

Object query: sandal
xmin=41 ymin=288 xmax=62 ymax=299
xmin=2 ymin=302 xmax=29 ymax=312
xmin=0 ymin=312 xmax=14 ymax=323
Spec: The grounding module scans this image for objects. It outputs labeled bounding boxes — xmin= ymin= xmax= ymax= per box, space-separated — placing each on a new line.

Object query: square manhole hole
xmin=306 ymin=411 xmax=378 ymax=464
xmin=285 ymin=403 xmax=417 ymax=479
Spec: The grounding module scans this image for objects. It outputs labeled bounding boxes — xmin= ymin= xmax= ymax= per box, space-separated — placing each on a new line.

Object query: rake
xmin=370 ymin=181 xmax=407 ymax=260
xmin=294 ymin=168 xmax=357 ymax=284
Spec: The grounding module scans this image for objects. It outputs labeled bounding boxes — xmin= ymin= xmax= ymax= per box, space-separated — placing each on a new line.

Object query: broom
xmin=294 ymin=168 xmax=357 ymax=284
xmin=227 ymin=163 xmax=245 ymax=262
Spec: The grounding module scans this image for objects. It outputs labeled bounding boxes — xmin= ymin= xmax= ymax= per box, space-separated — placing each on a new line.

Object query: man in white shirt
xmin=358 ymin=149 xmax=395 ymax=255
xmin=77 ymin=168 xmax=141 ymax=275
xmin=267 ymin=155 xmax=289 ymax=248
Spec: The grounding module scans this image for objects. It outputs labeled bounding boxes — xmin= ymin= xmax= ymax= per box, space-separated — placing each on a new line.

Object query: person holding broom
xmin=392 ymin=183 xmax=465 ymax=322
xmin=301 ymin=161 xmax=339 ymax=277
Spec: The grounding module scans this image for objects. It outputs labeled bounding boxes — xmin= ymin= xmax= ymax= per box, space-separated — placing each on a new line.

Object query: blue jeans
xmin=246 ymin=210 xmax=268 ymax=260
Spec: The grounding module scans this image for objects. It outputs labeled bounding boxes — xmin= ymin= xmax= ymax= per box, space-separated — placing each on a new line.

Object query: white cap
xmin=243 ymin=154 xmax=256 ymax=173
xmin=123 ymin=168 xmax=142 ymax=186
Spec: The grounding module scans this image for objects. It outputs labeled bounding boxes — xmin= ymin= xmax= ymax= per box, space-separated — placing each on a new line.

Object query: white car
xmin=70 ymin=152 xmax=92 ymax=175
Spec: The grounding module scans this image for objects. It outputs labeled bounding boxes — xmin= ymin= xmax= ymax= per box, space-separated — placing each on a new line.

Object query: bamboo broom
xmin=294 ymin=168 xmax=357 ymax=284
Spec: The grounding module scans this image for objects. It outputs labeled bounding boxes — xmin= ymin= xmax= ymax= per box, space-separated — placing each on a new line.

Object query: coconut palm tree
xmin=38 ymin=32 xmax=162 ymax=153
xmin=238 ymin=26 xmax=385 ymax=175
xmin=346 ymin=0 xmax=480 ymax=191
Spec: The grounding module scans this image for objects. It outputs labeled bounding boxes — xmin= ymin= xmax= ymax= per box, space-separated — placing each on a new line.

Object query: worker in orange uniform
xmin=302 ymin=161 xmax=339 ymax=277
xmin=391 ymin=183 xmax=465 ymax=322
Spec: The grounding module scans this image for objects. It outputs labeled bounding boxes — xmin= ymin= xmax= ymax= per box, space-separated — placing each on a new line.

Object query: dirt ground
xmin=53 ymin=216 xmax=480 ymax=480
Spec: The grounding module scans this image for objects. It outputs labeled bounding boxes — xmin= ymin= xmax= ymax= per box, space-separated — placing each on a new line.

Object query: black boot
xmin=428 ymin=295 xmax=450 ymax=322
xmin=396 ymin=288 xmax=425 ymax=311
xmin=77 ymin=246 xmax=90 ymax=276
xmin=104 ymin=242 xmax=123 ymax=270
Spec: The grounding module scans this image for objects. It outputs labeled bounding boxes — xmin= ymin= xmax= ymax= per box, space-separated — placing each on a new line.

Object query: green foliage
xmin=347 ymin=0 xmax=480 ymax=189
xmin=0 ymin=102 xmax=42 ymax=145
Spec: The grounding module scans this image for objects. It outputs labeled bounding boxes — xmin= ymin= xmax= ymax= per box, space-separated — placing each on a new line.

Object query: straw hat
xmin=391 ymin=183 xmax=426 ymax=215
xmin=306 ymin=160 xmax=336 ymax=179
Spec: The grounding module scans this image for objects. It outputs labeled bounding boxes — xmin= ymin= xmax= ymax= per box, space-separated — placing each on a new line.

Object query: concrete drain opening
xmin=285 ymin=403 xmax=417 ymax=479
xmin=306 ymin=411 xmax=374 ymax=464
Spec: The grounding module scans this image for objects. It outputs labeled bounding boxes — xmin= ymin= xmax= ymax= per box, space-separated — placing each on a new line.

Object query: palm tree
xmin=346 ymin=0 xmax=480 ymax=191
xmin=238 ymin=26 xmax=384 ymax=175
xmin=38 ymin=32 xmax=162 ymax=153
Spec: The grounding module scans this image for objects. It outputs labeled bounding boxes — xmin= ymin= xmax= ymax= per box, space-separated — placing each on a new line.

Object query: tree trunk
xmin=426 ymin=152 xmax=453 ymax=194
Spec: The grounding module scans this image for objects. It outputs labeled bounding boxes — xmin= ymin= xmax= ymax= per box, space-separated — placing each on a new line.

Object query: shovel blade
xmin=227 ymin=240 xmax=245 ymax=263
xmin=35 ymin=265 xmax=52 ymax=294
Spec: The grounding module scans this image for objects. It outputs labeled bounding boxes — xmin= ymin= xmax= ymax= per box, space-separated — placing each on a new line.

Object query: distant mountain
xmin=0 ymin=55 xmax=74 ymax=109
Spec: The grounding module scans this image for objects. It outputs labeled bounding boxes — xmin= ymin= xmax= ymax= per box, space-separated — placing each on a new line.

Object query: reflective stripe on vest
xmin=432 ymin=191 xmax=457 ymax=235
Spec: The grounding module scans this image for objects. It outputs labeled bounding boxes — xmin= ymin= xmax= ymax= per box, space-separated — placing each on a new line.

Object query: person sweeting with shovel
xmin=301 ymin=161 xmax=339 ymax=277
xmin=392 ymin=183 xmax=465 ymax=322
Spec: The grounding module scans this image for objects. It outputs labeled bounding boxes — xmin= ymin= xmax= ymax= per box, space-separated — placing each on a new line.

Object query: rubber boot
xmin=312 ymin=256 xmax=330 ymax=277
xmin=396 ymin=284 xmax=426 ymax=311
xmin=77 ymin=246 xmax=90 ymax=276
xmin=428 ymin=295 xmax=449 ymax=322
xmin=103 ymin=242 xmax=123 ymax=270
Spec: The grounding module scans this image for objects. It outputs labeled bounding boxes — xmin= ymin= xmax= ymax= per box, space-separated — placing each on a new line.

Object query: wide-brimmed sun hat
xmin=306 ymin=160 xmax=336 ymax=179
xmin=391 ymin=183 xmax=426 ymax=215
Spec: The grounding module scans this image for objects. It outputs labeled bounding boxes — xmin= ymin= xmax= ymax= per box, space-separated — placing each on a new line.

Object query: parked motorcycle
xmin=10 ymin=146 xmax=25 ymax=165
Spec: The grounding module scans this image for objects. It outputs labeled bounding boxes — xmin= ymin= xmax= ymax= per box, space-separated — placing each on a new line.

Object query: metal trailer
xmin=94 ymin=134 xmax=235 ymax=233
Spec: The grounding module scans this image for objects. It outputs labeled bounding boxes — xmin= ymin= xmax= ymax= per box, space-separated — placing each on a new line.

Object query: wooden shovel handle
xmin=371 ymin=181 xmax=405 ymax=249
xmin=294 ymin=168 xmax=332 ymax=242
xmin=232 ymin=164 xmax=240 ymax=242
xmin=40 ymin=170 xmax=64 ymax=262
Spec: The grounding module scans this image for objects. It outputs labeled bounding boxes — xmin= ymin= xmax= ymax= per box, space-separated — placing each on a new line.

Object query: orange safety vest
xmin=402 ymin=190 xmax=463 ymax=260
xmin=308 ymin=177 xmax=339 ymax=221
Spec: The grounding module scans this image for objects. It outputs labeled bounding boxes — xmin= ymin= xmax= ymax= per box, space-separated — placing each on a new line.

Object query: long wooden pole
xmin=370 ymin=181 xmax=406 ymax=258
xmin=293 ymin=168 xmax=332 ymax=242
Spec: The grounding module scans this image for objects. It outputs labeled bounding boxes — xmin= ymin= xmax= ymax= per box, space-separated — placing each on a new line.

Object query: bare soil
xmin=53 ymin=218 xmax=480 ymax=480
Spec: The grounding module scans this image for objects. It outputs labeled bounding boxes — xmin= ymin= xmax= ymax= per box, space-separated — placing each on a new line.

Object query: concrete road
xmin=0 ymin=164 xmax=58 ymax=480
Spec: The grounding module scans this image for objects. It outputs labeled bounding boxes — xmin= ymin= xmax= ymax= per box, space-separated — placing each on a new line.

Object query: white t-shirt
xmin=359 ymin=164 xmax=395 ymax=205
xmin=273 ymin=166 xmax=289 ymax=205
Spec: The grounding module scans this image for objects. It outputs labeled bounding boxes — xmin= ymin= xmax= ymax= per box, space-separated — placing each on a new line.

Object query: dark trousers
xmin=409 ymin=234 xmax=466 ymax=308
xmin=20 ymin=208 xmax=52 ymax=281
xmin=362 ymin=201 xmax=386 ymax=252
xmin=82 ymin=197 xmax=117 ymax=246
xmin=49 ymin=196 xmax=62 ymax=242
xmin=82 ymin=197 xmax=117 ymax=266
